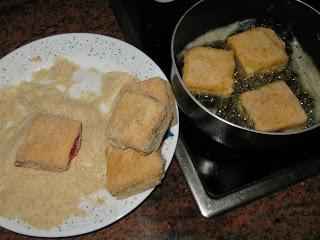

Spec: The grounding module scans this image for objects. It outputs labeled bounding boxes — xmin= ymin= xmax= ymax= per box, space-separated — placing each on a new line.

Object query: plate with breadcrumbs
xmin=0 ymin=33 xmax=179 ymax=237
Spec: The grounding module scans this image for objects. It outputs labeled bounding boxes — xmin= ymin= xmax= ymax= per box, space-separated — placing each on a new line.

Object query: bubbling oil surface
xmin=179 ymin=19 xmax=318 ymax=131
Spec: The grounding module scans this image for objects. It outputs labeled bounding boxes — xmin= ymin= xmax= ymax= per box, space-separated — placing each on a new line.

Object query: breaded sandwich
xmin=239 ymin=81 xmax=307 ymax=131
xmin=15 ymin=113 xmax=82 ymax=172
xmin=182 ymin=46 xmax=235 ymax=97
xmin=227 ymin=27 xmax=289 ymax=79
xmin=106 ymin=87 xmax=172 ymax=155
xmin=106 ymin=146 xmax=165 ymax=199
xmin=122 ymin=77 xmax=177 ymax=125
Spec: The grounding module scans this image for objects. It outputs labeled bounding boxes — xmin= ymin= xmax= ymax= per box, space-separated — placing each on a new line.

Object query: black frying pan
xmin=171 ymin=0 xmax=320 ymax=151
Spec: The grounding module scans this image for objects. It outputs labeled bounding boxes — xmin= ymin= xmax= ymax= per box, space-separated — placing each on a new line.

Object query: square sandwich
xmin=15 ymin=113 xmax=82 ymax=172
xmin=106 ymin=146 xmax=165 ymax=199
xmin=182 ymin=46 xmax=235 ymax=98
xmin=122 ymin=77 xmax=177 ymax=126
xmin=239 ymin=81 xmax=307 ymax=132
xmin=227 ymin=27 xmax=289 ymax=79
xmin=106 ymin=90 xmax=171 ymax=155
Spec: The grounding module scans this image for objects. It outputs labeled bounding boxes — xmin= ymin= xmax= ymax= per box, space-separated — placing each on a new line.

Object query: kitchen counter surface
xmin=1 ymin=0 xmax=320 ymax=239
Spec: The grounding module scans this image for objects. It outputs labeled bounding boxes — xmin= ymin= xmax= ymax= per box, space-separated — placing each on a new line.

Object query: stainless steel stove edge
xmin=175 ymin=134 xmax=320 ymax=218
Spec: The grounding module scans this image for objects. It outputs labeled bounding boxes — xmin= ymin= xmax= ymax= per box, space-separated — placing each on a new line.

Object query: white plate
xmin=0 ymin=33 xmax=179 ymax=237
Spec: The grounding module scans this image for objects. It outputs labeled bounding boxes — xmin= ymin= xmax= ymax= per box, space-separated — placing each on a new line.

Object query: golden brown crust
xmin=239 ymin=81 xmax=308 ymax=132
xmin=106 ymin=146 xmax=165 ymax=199
xmin=15 ymin=113 xmax=82 ymax=172
xmin=182 ymin=46 xmax=235 ymax=97
xmin=227 ymin=27 xmax=289 ymax=79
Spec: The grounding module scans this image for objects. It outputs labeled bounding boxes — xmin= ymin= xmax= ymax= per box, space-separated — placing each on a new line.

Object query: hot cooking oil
xmin=178 ymin=19 xmax=318 ymax=131
xmin=194 ymin=65 xmax=315 ymax=130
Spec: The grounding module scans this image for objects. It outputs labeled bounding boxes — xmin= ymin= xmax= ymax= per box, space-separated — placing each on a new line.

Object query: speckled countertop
xmin=1 ymin=0 xmax=320 ymax=239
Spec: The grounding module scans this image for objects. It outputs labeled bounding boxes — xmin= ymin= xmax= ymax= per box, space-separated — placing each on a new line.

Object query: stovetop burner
xmin=110 ymin=0 xmax=320 ymax=217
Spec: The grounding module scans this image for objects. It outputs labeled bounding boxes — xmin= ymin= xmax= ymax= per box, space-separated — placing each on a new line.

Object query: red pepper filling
xmin=69 ymin=134 xmax=81 ymax=160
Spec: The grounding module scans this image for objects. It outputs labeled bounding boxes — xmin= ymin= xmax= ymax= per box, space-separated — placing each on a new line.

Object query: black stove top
xmin=110 ymin=0 xmax=198 ymax=77
xmin=180 ymin=112 xmax=320 ymax=198
xmin=111 ymin=0 xmax=320 ymax=216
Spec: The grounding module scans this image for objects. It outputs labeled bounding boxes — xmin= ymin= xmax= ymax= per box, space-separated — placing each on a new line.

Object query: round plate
xmin=0 ymin=33 xmax=179 ymax=237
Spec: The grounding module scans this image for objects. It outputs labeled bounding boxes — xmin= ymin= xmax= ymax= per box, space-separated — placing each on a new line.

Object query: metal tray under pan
xmin=110 ymin=0 xmax=320 ymax=217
